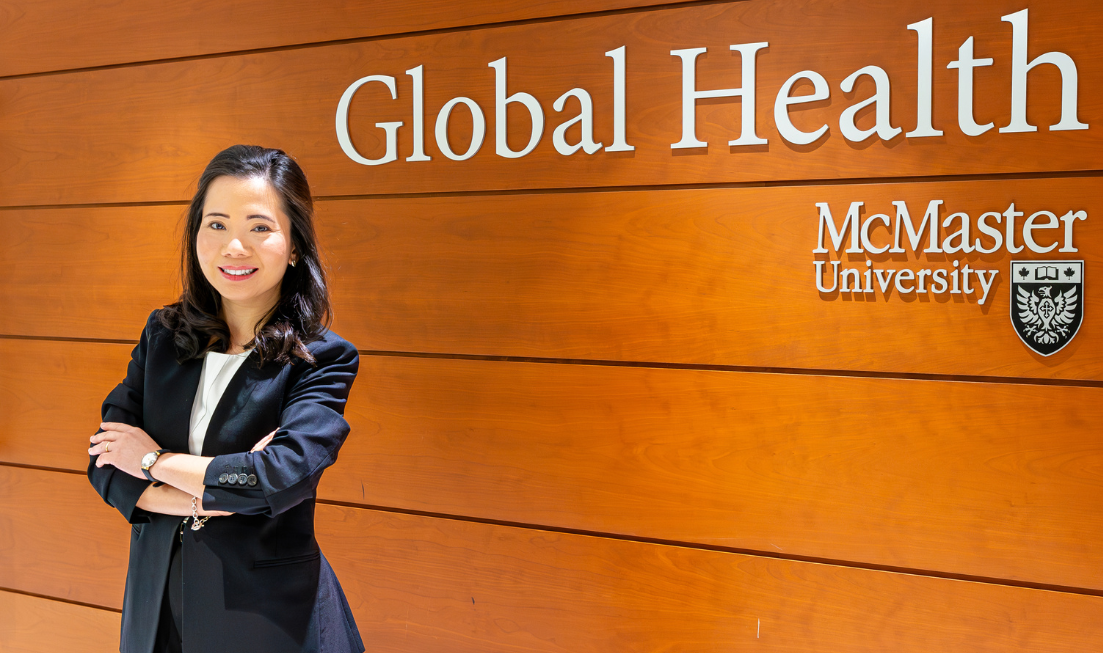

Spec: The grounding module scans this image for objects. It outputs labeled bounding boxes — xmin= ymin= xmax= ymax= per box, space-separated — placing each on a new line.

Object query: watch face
xmin=142 ymin=452 xmax=157 ymax=469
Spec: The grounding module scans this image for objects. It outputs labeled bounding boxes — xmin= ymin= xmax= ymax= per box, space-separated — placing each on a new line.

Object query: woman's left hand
xmin=89 ymin=422 xmax=161 ymax=479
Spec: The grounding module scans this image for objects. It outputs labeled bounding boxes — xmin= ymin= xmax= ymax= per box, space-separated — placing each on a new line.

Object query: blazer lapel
xmin=153 ymin=355 xmax=204 ymax=454
xmin=201 ymin=351 xmax=283 ymax=457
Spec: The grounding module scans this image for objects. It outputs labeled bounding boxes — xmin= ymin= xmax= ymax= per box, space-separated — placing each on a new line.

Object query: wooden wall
xmin=2 ymin=0 xmax=1101 ymax=650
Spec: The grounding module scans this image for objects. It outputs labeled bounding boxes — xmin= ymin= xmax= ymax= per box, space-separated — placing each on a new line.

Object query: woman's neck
xmin=219 ymin=296 xmax=278 ymax=354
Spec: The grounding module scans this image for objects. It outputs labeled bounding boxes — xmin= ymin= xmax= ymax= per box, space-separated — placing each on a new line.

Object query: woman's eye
xmin=253 ymin=225 xmax=270 ymax=232
xmin=208 ymin=222 xmax=224 ymax=230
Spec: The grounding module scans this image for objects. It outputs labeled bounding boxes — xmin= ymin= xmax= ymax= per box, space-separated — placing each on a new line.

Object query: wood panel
xmin=0 ymin=467 xmax=129 ymax=607
xmin=0 ymin=0 xmax=690 ymax=78
xmin=4 ymin=178 xmax=1101 ymax=379
xmin=2 ymin=0 xmax=1101 ymax=206
xmin=0 ymin=339 xmax=134 ymax=469
xmin=319 ymin=505 xmax=1103 ymax=653
xmin=0 ymin=204 xmax=181 ymax=339
xmin=323 ymin=356 xmax=1103 ymax=592
xmin=6 ymin=471 xmax=1103 ymax=651
xmin=7 ymin=341 xmax=1103 ymax=591
xmin=0 ymin=590 xmax=120 ymax=653
xmin=318 ymin=178 xmax=1103 ymax=379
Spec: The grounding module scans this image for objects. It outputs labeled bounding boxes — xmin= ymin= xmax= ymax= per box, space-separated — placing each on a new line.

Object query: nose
xmin=223 ymin=236 xmax=248 ymax=256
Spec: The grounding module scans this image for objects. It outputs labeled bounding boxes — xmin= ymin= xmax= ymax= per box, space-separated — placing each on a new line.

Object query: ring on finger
xmin=105 ymin=441 xmax=110 ymax=452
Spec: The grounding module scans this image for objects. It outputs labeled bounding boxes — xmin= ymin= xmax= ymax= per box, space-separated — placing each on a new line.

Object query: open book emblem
xmin=1010 ymin=261 xmax=1084 ymax=356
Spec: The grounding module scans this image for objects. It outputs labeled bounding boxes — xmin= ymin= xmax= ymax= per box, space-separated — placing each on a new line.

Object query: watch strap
xmin=142 ymin=448 xmax=172 ymax=484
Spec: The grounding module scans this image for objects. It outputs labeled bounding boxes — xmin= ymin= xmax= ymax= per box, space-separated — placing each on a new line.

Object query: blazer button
xmin=228 ymin=473 xmax=239 ymax=484
xmin=247 ymin=474 xmax=257 ymax=486
xmin=237 ymin=474 xmax=248 ymax=485
xmin=218 ymin=473 xmax=228 ymax=484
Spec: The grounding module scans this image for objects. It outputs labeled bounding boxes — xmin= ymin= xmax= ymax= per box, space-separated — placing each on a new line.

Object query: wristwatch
xmin=141 ymin=448 xmax=171 ymax=484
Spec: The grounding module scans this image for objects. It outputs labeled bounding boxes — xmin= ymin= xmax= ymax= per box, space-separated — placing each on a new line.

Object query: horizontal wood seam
xmin=0 ymin=334 xmax=139 ymax=346
xmin=0 ymin=585 xmax=121 ymax=613
xmin=1 ymin=337 xmax=1099 ymax=388
xmin=1 ymin=169 xmax=1101 ymax=211
xmin=315 ymin=498 xmax=1103 ymax=599
xmin=355 ymin=350 xmax=1103 ymax=388
xmin=5 ymin=468 xmax=1097 ymax=600
xmin=2 ymin=462 xmax=89 ymax=475
xmin=0 ymin=0 xmax=725 ymax=81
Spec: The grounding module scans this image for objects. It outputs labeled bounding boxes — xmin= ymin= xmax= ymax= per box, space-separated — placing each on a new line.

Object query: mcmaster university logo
xmin=1011 ymin=261 xmax=1084 ymax=356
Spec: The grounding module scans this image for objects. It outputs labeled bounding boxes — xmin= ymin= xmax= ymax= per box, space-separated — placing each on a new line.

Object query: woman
xmin=87 ymin=145 xmax=366 ymax=653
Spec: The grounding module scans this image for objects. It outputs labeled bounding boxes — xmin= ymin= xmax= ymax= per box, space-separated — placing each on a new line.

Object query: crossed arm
xmin=89 ymin=424 xmax=275 ymax=518
xmin=89 ymin=311 xmax=360 ymax=524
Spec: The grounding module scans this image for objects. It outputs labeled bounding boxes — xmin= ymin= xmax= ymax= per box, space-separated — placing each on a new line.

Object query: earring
xmin=289 ymin=258 xmax=297 ymax=267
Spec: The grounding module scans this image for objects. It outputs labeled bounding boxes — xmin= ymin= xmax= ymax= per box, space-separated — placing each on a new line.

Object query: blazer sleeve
xmin=200 ymin=335 xmax=360 ymax=517
xmin=87 ymin=309 xmax=157 ymax=525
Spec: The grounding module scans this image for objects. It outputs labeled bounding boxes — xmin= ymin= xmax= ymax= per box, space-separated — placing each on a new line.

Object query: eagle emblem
xmin=1010 ymin=261 xmax=1084 ymax=356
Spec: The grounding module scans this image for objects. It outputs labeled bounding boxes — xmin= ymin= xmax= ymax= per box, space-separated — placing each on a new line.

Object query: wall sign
xmin=336 ymin=8 xmax=1087 ymax=166
xmin=333 ymin=3 xmax=1092 ymax=360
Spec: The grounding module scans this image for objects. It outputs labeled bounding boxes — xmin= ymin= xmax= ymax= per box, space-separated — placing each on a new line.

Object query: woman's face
xmin=196 ymin=175 xmax=296 ymax=314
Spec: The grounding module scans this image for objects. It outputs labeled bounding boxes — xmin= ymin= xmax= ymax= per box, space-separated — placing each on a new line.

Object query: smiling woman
xmin=86 ymin=145 xmax=365 ymax=653
xmin=198 ymin=175 xmax=297 ymax=342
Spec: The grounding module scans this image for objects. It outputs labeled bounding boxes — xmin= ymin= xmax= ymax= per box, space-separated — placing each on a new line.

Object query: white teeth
xmin=222 ymin=268 xmax=257 ymax=276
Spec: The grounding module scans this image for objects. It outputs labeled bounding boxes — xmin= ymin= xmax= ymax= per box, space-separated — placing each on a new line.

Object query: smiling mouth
xmin=220 ymin=267 xmax=258 ymax=279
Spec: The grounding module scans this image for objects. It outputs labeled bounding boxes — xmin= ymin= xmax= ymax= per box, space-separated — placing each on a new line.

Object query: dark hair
xmin=158 ymin=144 xmax=333 ymax=367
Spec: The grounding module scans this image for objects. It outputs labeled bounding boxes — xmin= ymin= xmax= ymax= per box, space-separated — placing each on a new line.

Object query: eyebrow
xmin=203 ymin=212 xmax=276 ymax=224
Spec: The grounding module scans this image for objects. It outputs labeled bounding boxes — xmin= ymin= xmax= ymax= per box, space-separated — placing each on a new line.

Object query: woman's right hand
xmin=250 ymin=428 xmax=277 ymax=452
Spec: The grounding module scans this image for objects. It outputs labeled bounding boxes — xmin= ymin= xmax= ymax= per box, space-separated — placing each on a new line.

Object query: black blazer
xmin=87 ymin=308 xmax=366 ymax=653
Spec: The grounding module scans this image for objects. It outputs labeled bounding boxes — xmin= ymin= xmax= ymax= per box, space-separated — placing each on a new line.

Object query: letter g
xmin=336 ymin=75 xmax=404 ymax=166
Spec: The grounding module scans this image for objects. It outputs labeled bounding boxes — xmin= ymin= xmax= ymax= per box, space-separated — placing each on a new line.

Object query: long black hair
xmin=158 ymin=144 xmax=333 ymax=367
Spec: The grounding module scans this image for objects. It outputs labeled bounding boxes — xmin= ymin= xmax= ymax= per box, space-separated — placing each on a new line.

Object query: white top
xmin=188 ymin=349 xmax=253 ymax=456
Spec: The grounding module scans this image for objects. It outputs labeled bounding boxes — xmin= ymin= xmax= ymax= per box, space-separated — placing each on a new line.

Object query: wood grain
xmin=5 ymin=471 xmax=1103 ymax=652
xmin=0 ymin=339 xmax=135 ymax=469
xmin=0 ymin=467 xmax=129 ymax=608
xmin=319 ymin=504 xmax=1103 ymax=652
xmin=1 ymin=0 xmax=1101 ymax=206
xmin=0 ymin=205 xmax=181 ymax=339
xmin=322 ymin=355 xmax=1103 ymax=592
xmin=0 ymin=590 xmax=120 ymax=653
xmin=3 ymin=178 xmax=1101 ymax=379
xmin=0 ymin=0 xmax=687 ymax=77
xmin=316 ymin=177 xmax=1103 ymax=380
xmin=6 ymin=341 xmax=1103 ymax=591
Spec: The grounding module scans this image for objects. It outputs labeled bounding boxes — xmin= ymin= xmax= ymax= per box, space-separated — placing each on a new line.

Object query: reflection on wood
xmin=0 ymin=590 xmax=120 ymax=653
xmin=6 ymin=473 xmax=1103 ymax=653
xmin=1 ymin=0 xmax=1100 ymax=205
xmin=5 ymin=344 xmax=1102 ymax=591
xmin=3 ymin=178 xmax=1101 ymax=378
xmin=0 ymin=0 xmax=681 ymax=77
xmin=0 ymin=467 xmax=129 ymax=608
xmin=319 ymin=503 xmax=1103 ymax=653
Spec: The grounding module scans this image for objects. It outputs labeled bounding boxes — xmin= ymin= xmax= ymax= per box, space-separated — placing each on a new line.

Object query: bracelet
xmin=190 ymin=496 xmax=211 ymax=531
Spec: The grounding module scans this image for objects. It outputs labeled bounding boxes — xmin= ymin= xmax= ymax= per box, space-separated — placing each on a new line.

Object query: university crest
xmin=1010 ymin=261 xmax=1084 ymax=356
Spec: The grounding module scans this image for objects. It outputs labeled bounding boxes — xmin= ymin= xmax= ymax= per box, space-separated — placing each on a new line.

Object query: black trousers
xmin=153 ymin=522 xmax=184 ymax=653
